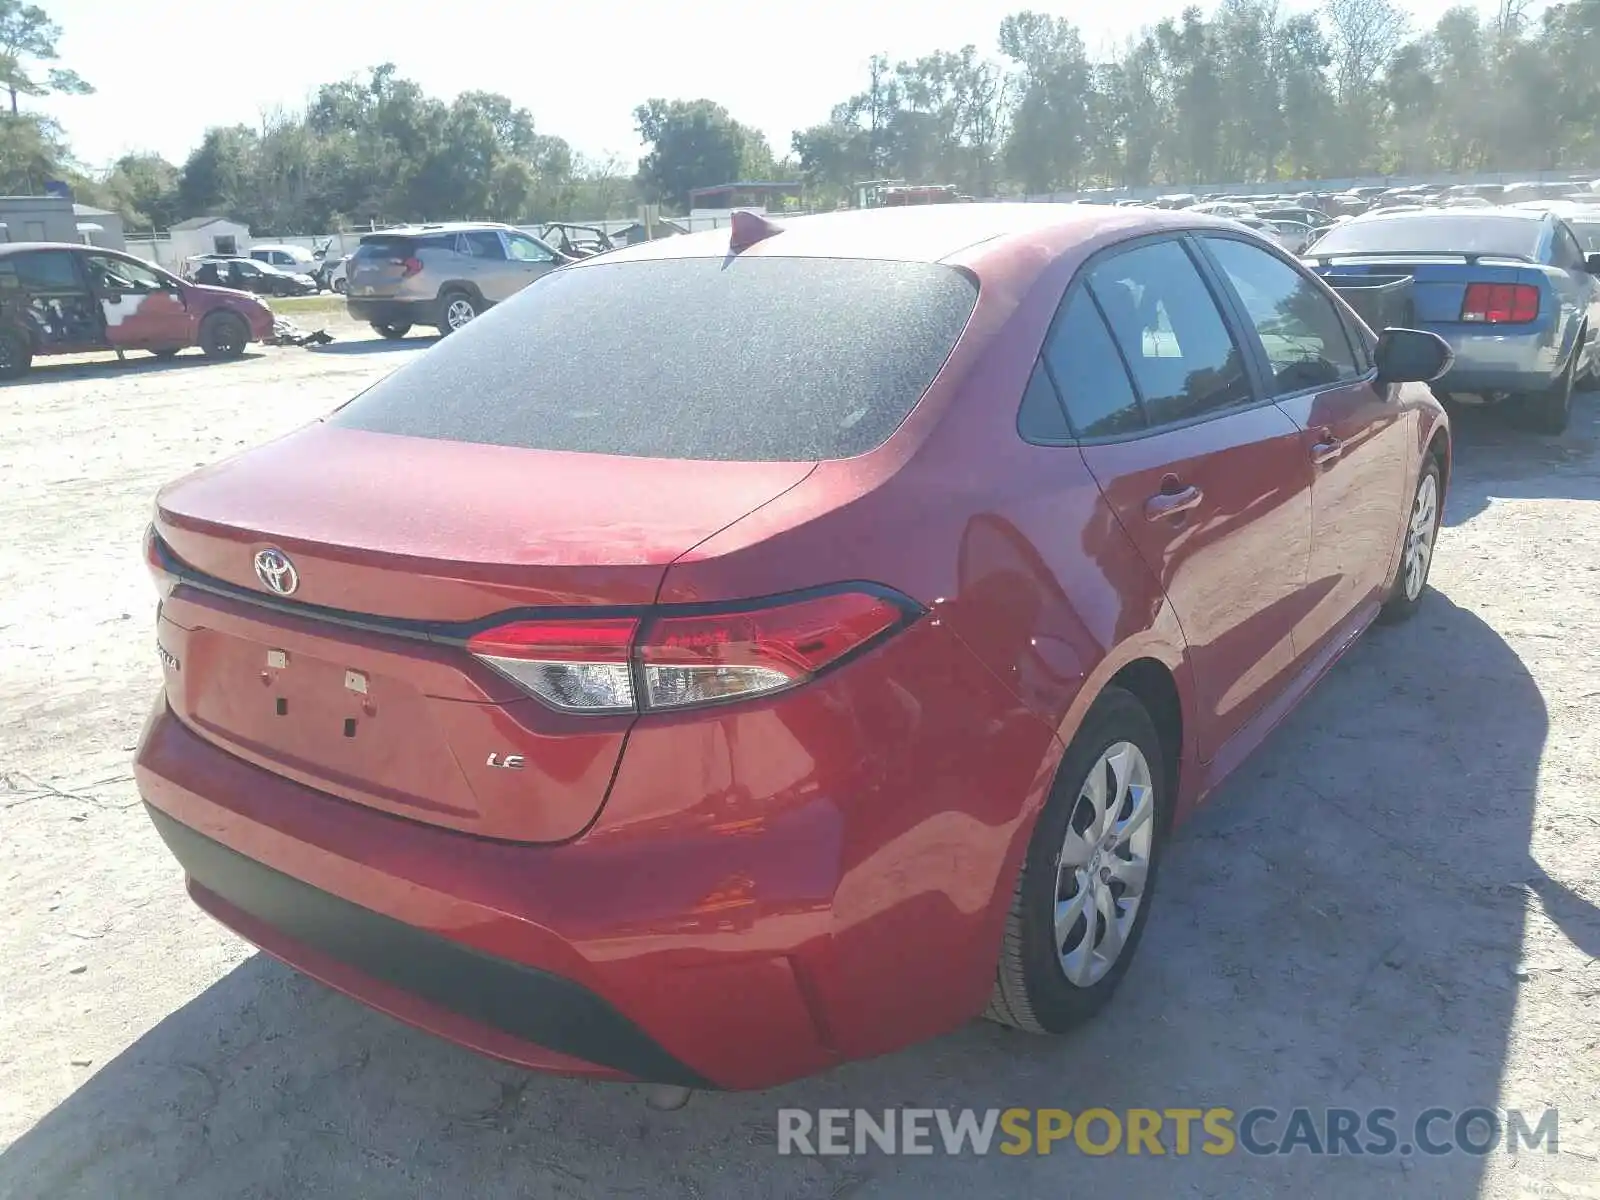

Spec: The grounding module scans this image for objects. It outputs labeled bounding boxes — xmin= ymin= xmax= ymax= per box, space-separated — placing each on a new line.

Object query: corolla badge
xmin=253 ymin=547 xmax=299 ymax=596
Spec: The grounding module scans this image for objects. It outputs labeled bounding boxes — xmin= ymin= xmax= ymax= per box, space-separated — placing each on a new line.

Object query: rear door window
xmin=1017 ymin=359 xmax=1072 ymax=442
xmin=1551 ymin=224 xmax=1586 ymax=271
xmin=1086 ymin=239 xmax=1251 ymax=427
xmin=330 ymin=257 xmax=978 ymax=462
xmin=463 ymin=231 xmax=506 ymax=259
xmin=1040 ymin=289 xmax=1144 ymax=439
xmin=7 ymin=249 xmax=82 ymax=291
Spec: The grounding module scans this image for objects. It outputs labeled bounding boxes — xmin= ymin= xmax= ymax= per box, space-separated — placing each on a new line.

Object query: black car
xmin=192 ymin=257 xmax=318 ymax=297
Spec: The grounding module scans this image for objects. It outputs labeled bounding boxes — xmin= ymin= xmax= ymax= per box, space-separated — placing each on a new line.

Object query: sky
xmin=38 ymin=0 xmax=1491 ymax=175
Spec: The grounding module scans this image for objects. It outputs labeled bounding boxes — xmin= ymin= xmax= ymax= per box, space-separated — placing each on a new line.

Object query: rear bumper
xmin=134 ymin=700 xmax=842 ymax=1089
xmin=146 ymin=803 xmax=712 ymax=1086
xmin=346 ymin=298 xmax=433 ymax=327
xmin=1430 ymin=326 xmax=1562 ymax=394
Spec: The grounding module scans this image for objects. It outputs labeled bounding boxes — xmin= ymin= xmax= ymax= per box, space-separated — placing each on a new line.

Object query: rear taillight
xmin=1460 ymin=283 xmax=1539 ymax=324
xmin=466 ymin=588 xmax=918 ymax=715
xmin=467 ymin=617 xmax=638 ymax=713
xmin=143 ymin=524 xmax=177 ymax=598
xmin=400 ymin=256 xmax=423 ymax=277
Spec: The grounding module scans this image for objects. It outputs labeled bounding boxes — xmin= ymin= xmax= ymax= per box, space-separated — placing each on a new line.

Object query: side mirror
xmin=1585 ymin=252 xmax=1600 ymax=275
xmin=1375 ymin=327 xmax=1453 ymax=385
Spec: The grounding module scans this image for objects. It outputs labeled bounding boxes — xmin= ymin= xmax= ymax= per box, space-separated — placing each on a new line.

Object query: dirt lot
xmin=1 ymin=328 xmax=1597 ymax=1199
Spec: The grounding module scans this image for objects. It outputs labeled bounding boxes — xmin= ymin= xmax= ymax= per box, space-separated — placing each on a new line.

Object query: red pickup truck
xmin=0 ymin=242 xmax=276 ymax=379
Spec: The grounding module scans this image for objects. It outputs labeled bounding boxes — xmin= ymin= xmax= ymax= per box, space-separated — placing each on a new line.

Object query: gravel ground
xmin=1 ymin=330 xmax=1597 ymax=1199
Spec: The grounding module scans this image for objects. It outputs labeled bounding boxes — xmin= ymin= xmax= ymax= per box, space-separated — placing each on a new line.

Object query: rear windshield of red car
xmin=328 ymin=256 xmax=978 ymax=461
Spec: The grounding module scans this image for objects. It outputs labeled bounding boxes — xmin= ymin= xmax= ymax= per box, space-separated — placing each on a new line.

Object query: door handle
xmin=1145 ymin=484 xmax=1203 ymax=521
xmin=1311 ymin=436 xmax=1344 ymax=465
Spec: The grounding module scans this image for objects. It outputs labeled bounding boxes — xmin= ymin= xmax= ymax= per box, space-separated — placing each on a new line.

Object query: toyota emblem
xmin=253 ymin=547 xmax=299 ymax=596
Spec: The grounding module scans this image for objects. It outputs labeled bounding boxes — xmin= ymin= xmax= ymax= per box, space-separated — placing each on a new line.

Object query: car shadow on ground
xmin=14 ymin=352 xmax=270 ymax=382
xmin=1442 ymin=393 xmax=1600 ymax=526
xmin=2 ymin=419 xmax=1592 ymax=1200
xmin=309 ymin=335 xmax=438 ymax=357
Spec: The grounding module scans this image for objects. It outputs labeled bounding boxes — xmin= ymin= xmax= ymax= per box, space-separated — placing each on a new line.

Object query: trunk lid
xmin=1311 ymin=257 xmax=1545 ymax=325
xmin=153 ymin=422 xmax=814 ymax=842
xmin=346 ymin=237 xmax=416 ymax=299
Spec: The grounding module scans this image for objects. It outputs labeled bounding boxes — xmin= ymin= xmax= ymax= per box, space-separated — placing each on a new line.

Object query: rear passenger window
xmin=1017 ymin=359 xmax=1072 ymax=441
xmin=1042 ymin=290 xmax=1143 ymax=439
xmin=1552 ymin=224 xmax=1585 ymax=271
xmin=1203 ymin=236 xmax=1361 ymax=393
xmin=463 ymin=231 xmax=506 ymax=259
xmin=8 ymin=249 xmax=80 ymax=290
xmin=1087 ymin=240 xmax=1251 ymax=427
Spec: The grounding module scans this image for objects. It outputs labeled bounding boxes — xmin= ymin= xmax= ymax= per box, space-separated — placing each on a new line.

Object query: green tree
xmin=0 ymin=1 xmax=90 ymax=115
xmin=0 ymin=109 xmax=65 ymax=191
xmin=177 ymin=126 xmax=258 ymax=222
xmin=633 ymin=98 xmax=771 ymax=211
xmin=100 ymin=152 xmax=182 ymax=228
xmin=999 ymin=13 xmax=1091 ymax=192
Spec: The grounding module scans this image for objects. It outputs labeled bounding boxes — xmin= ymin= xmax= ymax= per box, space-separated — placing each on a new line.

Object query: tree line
xmin=792 ymin=0 xmax=1600 ymax=205
xmin=0 ymin=0 xmax=1596 ymax=237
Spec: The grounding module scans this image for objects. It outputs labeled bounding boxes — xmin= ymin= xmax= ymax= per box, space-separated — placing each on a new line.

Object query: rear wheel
xmin=986 ymin=686 xmax=1168 ymax=1034
xmin=371 ymin=321 xmax=411 ymax=340
xmin=437 ymin=289 xmax=479 ymax=335
xmin=0 ymin=328 xmax=31 ymax=379
xmin=151 ymin=348 xmax=182 ymax=360
xmin=1379 ymin=456 xmax=1442 ymax=624
xmin=1515 ymin=351 xmax=1575 ymax=435
xmin=199 ymin=311 xmax=249 ymax=360
xmin=332 ymin=277 xmax=347 ymax=295
xmin=1577 ymin=333 xmax=1600 ymax=393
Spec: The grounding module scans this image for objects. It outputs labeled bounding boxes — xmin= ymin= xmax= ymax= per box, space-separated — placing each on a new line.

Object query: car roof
xmin=579 ymin=203 xmax=1249 ymax=273
xmin=362 ymin=221 xmax=516 ymax=236
xmin=0 ymin=241 xmax=119 ymax=255
xmin=1508 ymin=199 xmax=1600 ymax=219
xmin=1346 ymin=206 xmax=1551 ymax=225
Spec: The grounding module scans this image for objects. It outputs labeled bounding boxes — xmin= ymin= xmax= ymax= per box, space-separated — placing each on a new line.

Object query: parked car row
xmin=187 ymin=255 xmax=319 ymax=297
xmin=137 ymin=202 xmax=1460 ymax=1094
xmin=1088 ymin=175 xmax=1600 ymax=221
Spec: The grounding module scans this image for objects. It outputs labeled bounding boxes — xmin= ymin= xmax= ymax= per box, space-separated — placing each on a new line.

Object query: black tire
xmin=1576 ymin=334 xmax=1600 ymax=393
xmin=199 ymin=311 xmax=249 ymax=360
xmin=371 ymin=321 xmax=411 ymax=340
xmin=1379 ymin=455 xmax=1443 ymax=624
xmin=0 ymin=328 xmax=31 ymax=379
xmin=436 ymin=288 xmax=479 ymax=335
xmin=151 ymin=348 xmax=181 ymax=360
xmin=987 ymin=686 xmax=1169 ymax=1034
xmin=332 ymin=277 xmax=347 ymax=295
xmin=1516 ymin=350 xmax=1576 ymax=435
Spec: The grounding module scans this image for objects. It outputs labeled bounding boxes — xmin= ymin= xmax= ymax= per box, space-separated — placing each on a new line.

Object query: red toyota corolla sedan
xmin=135 ymin=204 xmax=1453 ymax=1091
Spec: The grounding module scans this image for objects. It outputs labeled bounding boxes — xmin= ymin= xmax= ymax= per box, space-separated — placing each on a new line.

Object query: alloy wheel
xmin=445 ymin=298 xmax=477 ymax=330
xmin=1402 ymin=471 xmax=1439 ymax=602
xmin=1055 ymin=741 xmax=1155 ymax=988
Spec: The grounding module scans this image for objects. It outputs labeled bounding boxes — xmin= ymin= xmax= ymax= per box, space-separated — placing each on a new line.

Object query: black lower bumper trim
xmin=346 ymin=299 xmax=429 ymax=326
xmin=145 ymin=804 xmax=712 ymax=1088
